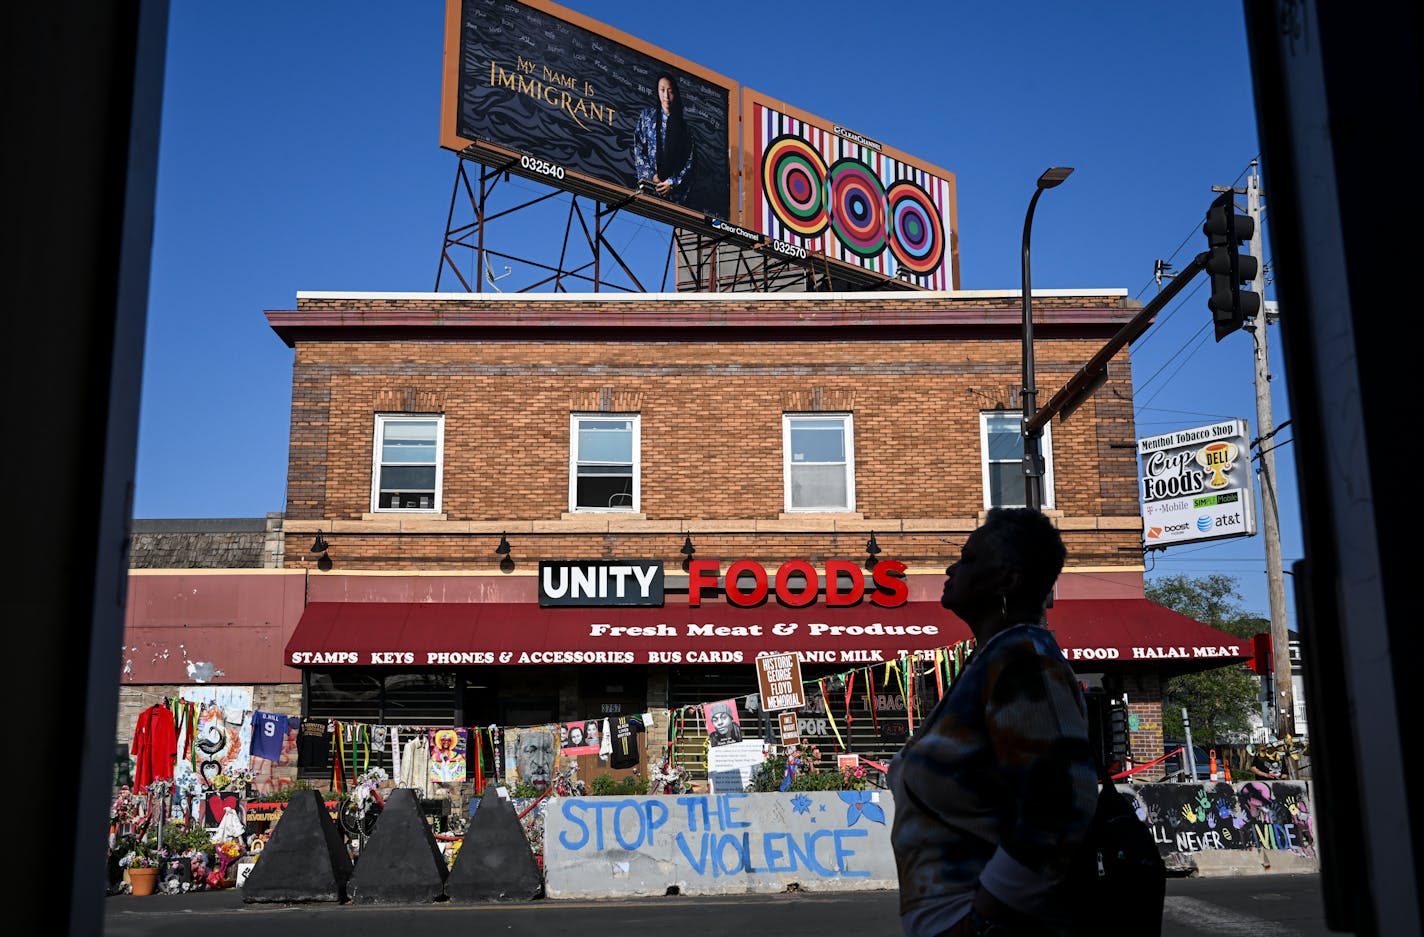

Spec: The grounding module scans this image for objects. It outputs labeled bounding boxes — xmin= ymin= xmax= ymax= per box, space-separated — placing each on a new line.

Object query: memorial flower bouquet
xmin=647 ymin=758 xmax=688 ymax=795
xmin=214 ymin=839 xmax=244 ymax=879
xmin=839 ymin=761 xmax=871 ymax=790
xmin=124 ymin=846 xmax=161 ymax=869
xmin=748 ymin=743 xmax=865 ymax=792
xmin=110 ymin=786 xmax=142 ymax=825
xmin=521 ymin=806 xmax=546 ymax=862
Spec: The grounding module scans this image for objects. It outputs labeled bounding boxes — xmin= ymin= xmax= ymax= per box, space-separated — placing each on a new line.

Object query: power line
xmin=1137 ymin=405 xmax=1246 ymax=419
xmin=1253 ymin=436 xmax=1294 ymax=459
xmin=1135 ymin=321 xmax=1215 ymax=411
xmin=1131 ymin=156 xmax=1263 ymax=347
xmin=1149 ymin=557 xmax=1303 ymax=565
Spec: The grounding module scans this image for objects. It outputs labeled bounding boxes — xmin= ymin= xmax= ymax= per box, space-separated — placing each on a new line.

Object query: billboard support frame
xmin=436 ymin=156 xmax=656 ymax=294
xmin=673 ymin=231 xmax=814 ymax=293
xmin=440 ymin=0 xmax=932 ymax=295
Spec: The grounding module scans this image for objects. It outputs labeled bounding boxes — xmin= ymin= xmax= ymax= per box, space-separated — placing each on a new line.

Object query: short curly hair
xmin=979 ymin=507 xmax=1066 ymax=605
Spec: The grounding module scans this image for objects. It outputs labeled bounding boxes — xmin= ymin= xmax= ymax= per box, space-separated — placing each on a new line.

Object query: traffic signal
xmin=1202 ymin=192 xmax=1261 ymax=340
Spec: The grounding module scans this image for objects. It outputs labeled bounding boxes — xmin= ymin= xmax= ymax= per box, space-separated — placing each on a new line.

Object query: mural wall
xmin=1124 ymin=781 xmax=1315 ymax=857
xmin=544 ymin=790 xmax=895 ymax=897
xmin=543 ymin=784 xmax=1312 ymax=898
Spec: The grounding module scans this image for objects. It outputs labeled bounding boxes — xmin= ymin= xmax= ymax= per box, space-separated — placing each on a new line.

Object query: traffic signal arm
xmin=1027 ymin=194 xmax=1265 ymax=433
xmin=1025 ymin=251 xmax=1208 ymax=433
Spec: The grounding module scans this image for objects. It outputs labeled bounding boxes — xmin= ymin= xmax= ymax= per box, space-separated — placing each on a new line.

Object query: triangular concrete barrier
xmin=348 ymin=788 xmax=449 ymax=904
xmin=240 ymin=789 xmax=352 ymax=903
xmin=445 ymin=793 xmax=543 ymax=902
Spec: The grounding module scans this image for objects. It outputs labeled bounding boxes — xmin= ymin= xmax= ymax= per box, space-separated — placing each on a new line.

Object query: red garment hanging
xmin=131 ymin=704 xmax=178 ymax=792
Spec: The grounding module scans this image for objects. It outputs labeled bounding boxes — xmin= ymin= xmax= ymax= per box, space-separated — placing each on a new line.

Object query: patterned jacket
xmin=633 ymin=106 xmax=693 ymax=203
xmin=889 ymin=623 xmax=1097 ymax=936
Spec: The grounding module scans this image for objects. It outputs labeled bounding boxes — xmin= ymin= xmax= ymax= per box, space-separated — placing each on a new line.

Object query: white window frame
xmin=568 ymin=413 xmax=641 ymax=513
xmin=979 ymin=410 xmax=1055 ymax=509
xmin=782 ymin=413 xmax=856 ymax=513
xmin=370 ymin=413 xmax=445 ymax=513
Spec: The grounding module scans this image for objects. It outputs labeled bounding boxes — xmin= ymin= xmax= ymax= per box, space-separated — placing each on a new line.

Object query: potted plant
xmin=125 ymin=848 xmax=161 ymax=896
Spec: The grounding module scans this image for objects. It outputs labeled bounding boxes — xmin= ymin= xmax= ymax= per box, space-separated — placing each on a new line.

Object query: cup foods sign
xmin=1137 ymin=419 xmax=1257 ymax=548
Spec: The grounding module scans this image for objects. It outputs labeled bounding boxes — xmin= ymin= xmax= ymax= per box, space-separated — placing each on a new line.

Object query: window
xmin=783 ymin=413 xmax=855 ymax=512
xmin=570 ymin=414 xmax=639 ymax=511
xmin=980 ymin=410 xmax=1054 ymax=508
xmin=301 ymin=671 xmax=459 ymax=781
xmin=371 ymin=414 xmax=444 ymax=512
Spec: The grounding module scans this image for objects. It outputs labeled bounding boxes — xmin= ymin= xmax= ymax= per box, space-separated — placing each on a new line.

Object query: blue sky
xmin=137 ymin=1 xmax=1295 ymax=626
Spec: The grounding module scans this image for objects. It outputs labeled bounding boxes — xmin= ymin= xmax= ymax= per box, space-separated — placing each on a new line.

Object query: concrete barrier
xmin=447 ymin=791 xmax=543 ymax=902
xmin=543 ymin=790 xmax=896 ymax=898
xmin=240 ymin=789 xmax=352 ymax=903
xmin=1121 ymin=780 xmax=1317 ymax=875
xmin=539 ymin=781 xmax=1315 ymax=898
xmin=347 ymin=788 xmax=448 ymax=904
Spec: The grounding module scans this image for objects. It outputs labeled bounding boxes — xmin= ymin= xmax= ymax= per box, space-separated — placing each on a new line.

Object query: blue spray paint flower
xmin=838 ymin=790 xmax=886 ymax=826
xmin=790 ymin=793 xmax=812 ymax=815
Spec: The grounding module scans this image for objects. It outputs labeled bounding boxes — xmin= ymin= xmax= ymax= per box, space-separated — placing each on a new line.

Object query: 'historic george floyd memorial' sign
xmin=1137 ymin=418 xmax=1257 ymax=549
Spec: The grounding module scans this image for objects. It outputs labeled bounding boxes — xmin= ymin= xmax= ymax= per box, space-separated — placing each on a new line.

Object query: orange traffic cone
xmin=1224 ymin=762 xmax=1232 ymax=781
xmin=1209 ymin=749 xmax=1219 ymax=781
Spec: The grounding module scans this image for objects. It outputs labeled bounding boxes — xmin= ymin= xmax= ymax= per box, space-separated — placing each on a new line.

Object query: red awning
xmin=1044 ymin=599 xmax=1251 ymax=675
xmin=284 ymin=599 xmax=1248 ymax=673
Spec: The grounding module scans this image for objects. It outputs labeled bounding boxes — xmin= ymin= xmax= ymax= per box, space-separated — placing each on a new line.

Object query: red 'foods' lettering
xmin=687 ymin=559 xmax=908 ymax=608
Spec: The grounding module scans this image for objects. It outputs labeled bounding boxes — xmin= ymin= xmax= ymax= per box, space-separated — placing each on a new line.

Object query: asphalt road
xmin=103 ymin=873 xmax=1349 ymax=937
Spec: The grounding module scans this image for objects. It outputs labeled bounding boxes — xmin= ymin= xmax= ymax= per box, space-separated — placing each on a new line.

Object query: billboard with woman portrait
xmin=442 ymin=0 xmax=736 ymax=219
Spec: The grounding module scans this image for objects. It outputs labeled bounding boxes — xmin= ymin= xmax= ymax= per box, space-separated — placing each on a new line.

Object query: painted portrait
xmin=704 ymin=699 xmax=744 ymax=747
xmin=429 ymin=728 xmax=468 ymax=784
xmin=514 ymin=726 xmax=557 ymax=791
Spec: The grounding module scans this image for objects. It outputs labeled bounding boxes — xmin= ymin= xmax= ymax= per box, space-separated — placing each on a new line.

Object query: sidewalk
xmin=102 ymin=875 xmax=1342 ymax=937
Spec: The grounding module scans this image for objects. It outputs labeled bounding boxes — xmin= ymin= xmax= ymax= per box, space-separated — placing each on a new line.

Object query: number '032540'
xmin=521 ymin=155 xmax=565 ymax=180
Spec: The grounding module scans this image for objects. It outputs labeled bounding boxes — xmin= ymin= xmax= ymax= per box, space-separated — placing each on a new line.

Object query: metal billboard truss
xmin=436 ymin=154 xmax=925 ymax=295
xmin=436 ymin=2 xmax=938 ymax=295
xmin=436 ymin=156 xmax=654 ymax=294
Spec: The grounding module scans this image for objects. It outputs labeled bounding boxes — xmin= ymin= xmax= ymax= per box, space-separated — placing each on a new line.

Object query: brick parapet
xmin=279 ymin=332 xmax=1143 ymax=530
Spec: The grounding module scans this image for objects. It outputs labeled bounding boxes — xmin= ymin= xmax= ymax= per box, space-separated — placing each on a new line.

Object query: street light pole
xmin=1021 ymin=167 xmax=1074 ymax=512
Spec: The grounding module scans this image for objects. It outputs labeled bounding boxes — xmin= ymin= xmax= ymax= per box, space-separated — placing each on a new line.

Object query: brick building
xmin=118 ymin=288 xmax=1249 ymax=798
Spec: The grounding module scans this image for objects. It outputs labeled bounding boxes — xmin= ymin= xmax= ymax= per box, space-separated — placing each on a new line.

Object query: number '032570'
xmin=521 ymin=155 xmax=565 ymax=180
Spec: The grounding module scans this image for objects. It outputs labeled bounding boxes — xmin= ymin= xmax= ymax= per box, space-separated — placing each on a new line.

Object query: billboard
xmin=741 ymin=90 xmax=960 ymax=290
xmin=1138 ymin=419 xmax=1258 ymax=549
xmin=442 ymin=0 xmax=737 ymax=219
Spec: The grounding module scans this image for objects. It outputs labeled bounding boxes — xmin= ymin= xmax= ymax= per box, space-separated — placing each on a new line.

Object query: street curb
xmin=1179 ymin=849 xmax=1318 ymax=877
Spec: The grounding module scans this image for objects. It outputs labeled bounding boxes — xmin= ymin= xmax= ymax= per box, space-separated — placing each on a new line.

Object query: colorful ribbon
xmin=867 ymin=669 xmax=880 ymax=733
xmin=843 ymin=671 xmax=856 ymax=733
xmin=819 ymin=679 xmax=847 ymax=752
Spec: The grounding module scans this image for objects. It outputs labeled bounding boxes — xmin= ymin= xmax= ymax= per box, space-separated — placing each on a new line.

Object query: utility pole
xmin=1244 ymin=160 xmax=1295 ymax=741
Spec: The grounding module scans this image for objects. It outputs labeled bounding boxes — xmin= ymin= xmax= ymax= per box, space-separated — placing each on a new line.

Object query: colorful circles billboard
xmin=442 ymin=0 xmax=736 ymax=220
xmin=744 ymin=93 xmax=959 ymax=290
